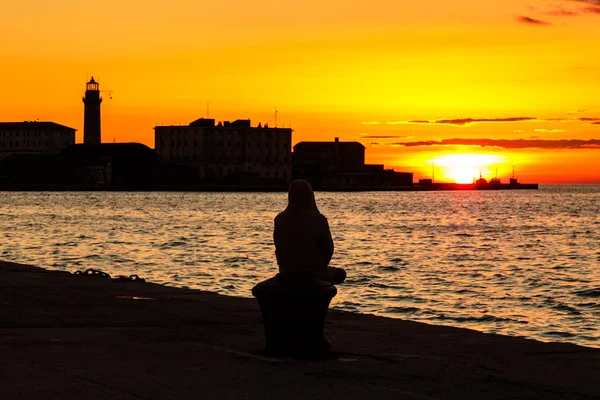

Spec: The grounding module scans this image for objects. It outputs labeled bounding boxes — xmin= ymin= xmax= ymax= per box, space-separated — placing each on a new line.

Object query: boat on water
xmin=415 ymin=169 xmax=538 ymax=191
xmin=474 ymin=174 xmax=538 ymax=190
xmin=473 ymin=169 xmax=538 ymax=190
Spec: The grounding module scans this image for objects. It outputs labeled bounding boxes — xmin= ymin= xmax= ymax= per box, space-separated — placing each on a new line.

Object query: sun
xmin=432 ymin=153 xmax=507 ymax=184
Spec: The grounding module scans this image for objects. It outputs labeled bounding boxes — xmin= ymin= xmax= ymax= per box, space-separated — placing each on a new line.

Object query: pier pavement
xmin=1 ymin=261 xmax=598 ymax=399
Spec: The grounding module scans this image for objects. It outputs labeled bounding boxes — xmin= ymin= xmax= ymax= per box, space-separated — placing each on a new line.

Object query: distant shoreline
xmin=0 ymin=184 xmax=542 ymax=192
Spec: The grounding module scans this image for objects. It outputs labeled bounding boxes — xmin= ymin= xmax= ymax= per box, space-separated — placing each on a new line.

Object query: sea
xmin=1 ymin=186 xmax=599 ymax=348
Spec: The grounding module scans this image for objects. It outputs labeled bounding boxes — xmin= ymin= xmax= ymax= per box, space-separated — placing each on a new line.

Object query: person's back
xmin=274 ymin=180 xmax=345 ymax=284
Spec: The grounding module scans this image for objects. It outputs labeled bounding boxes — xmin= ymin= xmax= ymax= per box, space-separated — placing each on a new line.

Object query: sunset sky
xmin=1 ymin=0 xmax=599 ymax=183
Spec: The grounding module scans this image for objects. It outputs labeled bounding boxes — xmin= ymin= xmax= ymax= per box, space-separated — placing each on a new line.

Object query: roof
xmin=294 ymin=141 xmax=365 ymax=150
xmin=0 ymin=122 xmax=76 ymax=131
xmin=59 ymin=143 xmax=157 ymax=158
xmin=189 ymin=118 xmax=216 ymax=127
xmin=156 ymin=118 xmax=292 ymax=131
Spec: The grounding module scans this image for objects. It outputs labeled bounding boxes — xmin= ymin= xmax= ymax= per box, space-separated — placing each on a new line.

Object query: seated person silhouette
xmin=274 ymin=179 xmax=346 ymax=285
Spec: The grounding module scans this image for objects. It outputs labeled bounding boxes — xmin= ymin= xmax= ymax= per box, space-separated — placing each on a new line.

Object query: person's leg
xmin=325 ymin=267 xmax=346 ymax=285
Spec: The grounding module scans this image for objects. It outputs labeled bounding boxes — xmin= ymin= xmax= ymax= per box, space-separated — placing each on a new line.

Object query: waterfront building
xmin=0 ymin=143 xmax=157 ymax=190
xmin=82 ymin=77 xmax=102 ymax=144
xmin=293 ymin=138 xmax=413 ymax=189
xmin=293 ymin=137 xmax=365 ymax=173
xmin=0 ymin=121 xmax=76 ymax=160
xmin=154 ymin=118 xmax=293 ymax=183
xmin=60 ymin=143 xmax=157 ymax=189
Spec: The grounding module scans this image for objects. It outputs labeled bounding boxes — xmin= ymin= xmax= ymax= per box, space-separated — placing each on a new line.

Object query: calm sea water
xmin=1 ymin=187 xmax=599 ymax=348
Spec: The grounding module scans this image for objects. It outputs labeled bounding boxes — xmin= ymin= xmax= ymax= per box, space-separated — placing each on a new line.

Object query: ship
xmin=474 ymin=173 xmax=538 ymax=190
xmin=415 ymin=168 xmax=538 ymax=191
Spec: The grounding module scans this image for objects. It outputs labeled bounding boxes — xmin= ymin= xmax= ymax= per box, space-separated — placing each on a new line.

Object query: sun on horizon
xmin=429 ymin=153 xmax=508 ymax=184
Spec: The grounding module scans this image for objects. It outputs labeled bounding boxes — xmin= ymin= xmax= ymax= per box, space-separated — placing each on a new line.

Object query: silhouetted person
xmin=274 ymin=179 xmax=346 ymax=284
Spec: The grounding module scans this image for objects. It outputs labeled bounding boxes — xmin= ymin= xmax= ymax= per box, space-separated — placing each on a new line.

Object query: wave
xmin=436 ymin=314 xmax=527 ymax=324
xmin=574 ymin=288 xmax=600 ymax=298
xmin=384 ymin=306 xmax=421 ymax=314
xmin=543 ymin=331 xmax=577 ymax=338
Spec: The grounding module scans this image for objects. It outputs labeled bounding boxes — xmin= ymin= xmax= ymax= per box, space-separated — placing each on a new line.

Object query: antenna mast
xmin=274 ymin=107 xmax=278 ymax=127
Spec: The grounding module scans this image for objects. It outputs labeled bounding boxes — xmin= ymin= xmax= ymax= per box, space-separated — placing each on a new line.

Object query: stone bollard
xmin=252 ymin=273 xmax=337 ymax=358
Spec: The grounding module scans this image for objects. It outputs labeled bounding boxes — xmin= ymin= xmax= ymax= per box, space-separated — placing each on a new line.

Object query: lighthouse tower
xmin=82 ymin=77 xmax=102 ymax=144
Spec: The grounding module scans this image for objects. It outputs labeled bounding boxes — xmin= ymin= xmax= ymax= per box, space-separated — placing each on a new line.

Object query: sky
xmin=1 ymin=0 xmax=599 ymax=183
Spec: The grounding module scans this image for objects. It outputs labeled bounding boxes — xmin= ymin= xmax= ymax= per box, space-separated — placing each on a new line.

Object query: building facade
xmin=293 ymin=138 xmax=413 ymax=189
xmin=0 ymin=121 xmax=76 ymax=160
xmin=154 ymin=118 xmax=293 ymax=183
xmin=293 ymin=137 xmax=365 ymax=173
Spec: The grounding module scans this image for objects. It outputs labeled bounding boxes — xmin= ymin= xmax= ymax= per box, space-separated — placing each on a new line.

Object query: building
xmin=293 ymin=138 xmax=413 ymax=189
xmin=59 ymin=143 xmax=158 ymax=189
xmin=0 ymin=143 xmax=158 ymax=190
xmin=293 ymin=137 xmax=365 ymax=174
xmin=0 ymin=121 xmax=76 ymax=160
xmin=154 ymin=118 xmax=293 ymax=185
xmin=83 ymin=77 xmax=102 ymax=144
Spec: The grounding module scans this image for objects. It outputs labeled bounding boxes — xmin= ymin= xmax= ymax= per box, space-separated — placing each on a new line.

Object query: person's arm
xmin=316 ymin=216 xmax=334 ymax=266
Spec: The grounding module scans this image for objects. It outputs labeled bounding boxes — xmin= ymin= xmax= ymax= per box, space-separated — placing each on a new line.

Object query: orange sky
xmin=1 ymin=0 xmax=599 ymax=183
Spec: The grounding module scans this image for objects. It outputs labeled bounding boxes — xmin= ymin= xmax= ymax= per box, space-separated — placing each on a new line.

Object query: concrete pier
xmin=1 ymin=261 xmax=598 ymax=399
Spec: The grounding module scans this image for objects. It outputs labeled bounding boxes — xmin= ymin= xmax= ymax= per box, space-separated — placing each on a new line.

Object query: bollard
xmin=252 ymin=274 xmax=337 ymax=358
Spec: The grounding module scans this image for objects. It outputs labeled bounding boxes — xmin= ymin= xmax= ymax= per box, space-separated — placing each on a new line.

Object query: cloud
xmin=397 ymin=116 xmax=600 ymax=126
xmin=565 ymin=0 xmax=600 ymax=13
xmin=407 ymin=117 xmax=537 ymax=126
xmin=569 ymin=0 xmax=600 ymax=5
xmin=522 ymin=1 xmax=600 ymax=21
xmin=534 ymin=129 xmax=566 ymax=132
xmin=392 ymin=138 xmax=600 ymax=149
xmin=518 ymin=16 xmax=552 ymax=24
xmin=593 ymin=122 xmax=600 ymax=125
xmin=545 ymin=9 xmax=580 ymax=15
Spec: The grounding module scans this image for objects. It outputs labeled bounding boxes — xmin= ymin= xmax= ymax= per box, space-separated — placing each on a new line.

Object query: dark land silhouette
xmin=0 ymin=77 xmax=538 ymax=190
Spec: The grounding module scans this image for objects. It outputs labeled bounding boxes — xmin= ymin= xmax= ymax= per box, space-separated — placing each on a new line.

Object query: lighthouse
xmin=82 ymin=77 xmax=102 ymax=144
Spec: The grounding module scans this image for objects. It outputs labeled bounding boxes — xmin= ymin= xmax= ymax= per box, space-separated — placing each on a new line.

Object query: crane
xmin=100 ymin=90 xmax=113 ymax=100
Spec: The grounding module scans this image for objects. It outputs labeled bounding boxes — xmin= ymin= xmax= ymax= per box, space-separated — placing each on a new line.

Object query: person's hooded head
xmin=286 ymin=179 xmax=319 ymax=213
